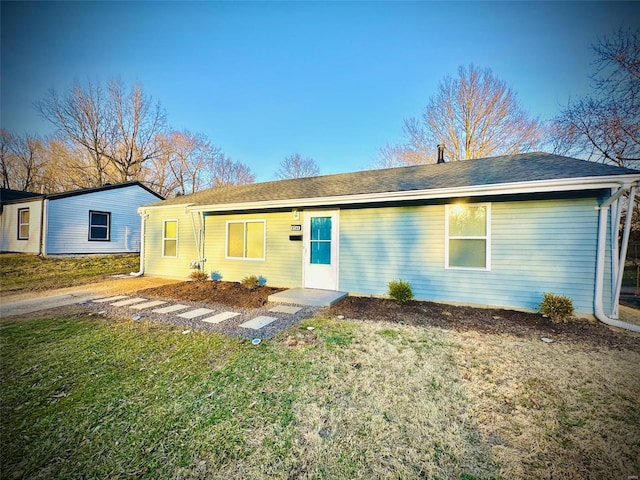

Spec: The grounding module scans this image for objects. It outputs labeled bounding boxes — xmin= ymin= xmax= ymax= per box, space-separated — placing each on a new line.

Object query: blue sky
xmin=1 ymin=1 xmax=638 ymax=181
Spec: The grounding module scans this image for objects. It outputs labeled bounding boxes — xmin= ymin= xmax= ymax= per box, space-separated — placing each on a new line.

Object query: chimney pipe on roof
xmin=437 ymin=144 xmax=445 ymax=164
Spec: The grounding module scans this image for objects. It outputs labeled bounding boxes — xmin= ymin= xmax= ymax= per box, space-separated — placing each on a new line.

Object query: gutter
xmin=130 ymin=209 xmax=148 ymax=276
xmin=594 ymin=183 xmax=640 ymax=332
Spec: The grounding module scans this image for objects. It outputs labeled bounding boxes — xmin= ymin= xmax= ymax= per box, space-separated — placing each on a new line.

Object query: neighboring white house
xmin=0 ymin=182 xmax=163 ymax=255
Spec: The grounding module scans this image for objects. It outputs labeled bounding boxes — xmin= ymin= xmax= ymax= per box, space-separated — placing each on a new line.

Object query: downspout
xmin=130 ymin=209 xmax=148 ymax=276
xmin=594 ymin=184 xmax=640 ymax=332
xmin=189 ymin=210 xmax=206 ymax=270
xmin=39 ymin=198 xmax=48 ymax=256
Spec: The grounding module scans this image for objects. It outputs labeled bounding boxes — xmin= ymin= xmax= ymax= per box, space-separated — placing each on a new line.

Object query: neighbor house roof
xmin=0 ymin=188 xmax=42 ymax=203
xmin=0 ymin=181 xmax=163 ymax=206
xmin=143 ymin=152 xmax=640 ymax=212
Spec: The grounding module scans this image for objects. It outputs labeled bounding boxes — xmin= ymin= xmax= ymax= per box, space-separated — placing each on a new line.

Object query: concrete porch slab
xmin=268 ymin=288 xmax=347 ymax=307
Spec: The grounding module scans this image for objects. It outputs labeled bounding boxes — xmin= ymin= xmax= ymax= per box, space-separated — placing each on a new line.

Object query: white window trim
xmin=162 ymin=219 xmax=179 ymax=258
xmin=225 ymin=219 xmax=266 ymax=261
xmin=18 ymin=208 xmax=29 ymax=240
xmin=444 ymin=203 xmax=491 ymax=271
xmin=88 ymin=210 xmax=111 ymax=241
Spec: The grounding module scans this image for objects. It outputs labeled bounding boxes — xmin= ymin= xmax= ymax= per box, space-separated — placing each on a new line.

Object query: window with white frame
xmin=163 ymin=220 xmax=178 ymax=257
xmin=18 ymin=208 xmax=29 ymax=240
xmin=445 ymin=204 xmax=490 ymax=270
xmin=89 ymin=211 xmax=111 ymax=241
xmin=226 ymin=220 xmax=265 ymax=260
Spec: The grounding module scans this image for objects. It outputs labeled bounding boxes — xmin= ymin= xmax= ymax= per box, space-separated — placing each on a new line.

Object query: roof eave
xmin=186 ymin=175 xmax=640 ymax=213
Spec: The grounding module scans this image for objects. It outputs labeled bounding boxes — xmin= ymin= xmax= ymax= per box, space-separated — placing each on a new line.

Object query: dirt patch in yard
xmin=137 ymin=281 xmax=284 ymax=309
xmin=324 ymin=296 xmax=640 ymax=352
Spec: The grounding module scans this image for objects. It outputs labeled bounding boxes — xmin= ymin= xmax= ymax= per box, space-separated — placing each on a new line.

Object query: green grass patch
xmin=0 ymin=253 xmax=139 ymax=293
xmin=0 ymin=314 xmax=309 ymax=479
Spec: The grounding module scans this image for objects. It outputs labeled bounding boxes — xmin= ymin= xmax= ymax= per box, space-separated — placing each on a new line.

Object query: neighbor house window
xmin=226 ymin=220 xmax=265 ymax=260
xmin=445 ymin=204 xmax=491 ymax=270
xmin=89 ymin=211 xmax=111 ymax=241
xmin=18 ymin=208 xmax=29 ymax=240
xmin=163 ymin=220 xmax=178 ymax=257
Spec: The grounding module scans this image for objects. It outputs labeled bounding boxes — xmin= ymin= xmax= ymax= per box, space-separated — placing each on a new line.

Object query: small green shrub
xmin=388 ymin=279 xmax=414 ymax=305
xmin=241 ymin=275 xmax=260 ymax=289
xmin=189 ymin=271 xmax=209 ymax=282
xmin=539 ymin=292 xmax=575 ymax=322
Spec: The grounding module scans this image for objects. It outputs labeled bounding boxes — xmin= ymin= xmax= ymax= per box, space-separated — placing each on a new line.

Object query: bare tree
xmin=553 ymin=29 xmax=639 ymax=167
xmin=35 ymin=80 xmax=112 ymax=186
xmin=35 ymin=77 xmax=166 ymax=185
xmin=388 ymin=64 xmax=543 ymax=164
xmin=0 ymin=130 xmax=45 ymax=191
xmin=107 ymin=78 xmax=165 ymax=181
xmin=211 ymin=155 xmax=255 ymax=187
xmin=372 ymin=143 xmax=429 ymax=169
xmin=0 ymin=129 xmax=12 ymax=189
xmin=152 ymin=130 xmax=223 ymax=196
xmin=274 ymin=153 xmax=320 ymax=179
xmin=39 ymin=138 xmax=96 ymax=192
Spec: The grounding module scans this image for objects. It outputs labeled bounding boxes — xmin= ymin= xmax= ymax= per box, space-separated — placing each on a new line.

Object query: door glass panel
xmin=311 ymin=217 xmax=332 ymax=240
xmin=310 ymin=242 xmax=331 ymax=264
xmin=310 ymin=217 xmax=332 ymax=264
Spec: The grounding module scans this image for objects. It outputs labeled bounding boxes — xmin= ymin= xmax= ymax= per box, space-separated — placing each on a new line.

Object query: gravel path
xmin=82 ymin=295 xmax=320 ymax=340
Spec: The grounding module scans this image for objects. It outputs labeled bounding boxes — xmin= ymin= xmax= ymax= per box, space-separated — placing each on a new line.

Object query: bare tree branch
xmin=553 ymin=29 xmax=640 ymax=167
xmin=274 ymin=153 xmax=320 ymax=179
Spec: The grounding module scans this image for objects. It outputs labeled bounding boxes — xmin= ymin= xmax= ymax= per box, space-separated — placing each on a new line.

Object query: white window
xmin=226 ymin=220 xmax=265 ymax=260
xmin=18 ymin=208 xmax=29 ymax=240
xmin=89 ymin=211 xmax=111 ymax=241
xmin=445 ymin=204 xmax=491 ymax=270
xmin=163 ymin=220 xmax=178 ymax=257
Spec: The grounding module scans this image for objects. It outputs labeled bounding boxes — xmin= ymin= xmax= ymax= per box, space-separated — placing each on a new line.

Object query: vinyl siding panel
xmin=143 ymin=206 xmax=198 ymax=279
xmin=203 ymin=212 xmax=303 ymax=287
xmin=46 ymin=185 xmax=159 ymax=254
xmin=339 ymin=198 xmax=606 ymax=315
xmin=0 ymin=199 xmax=43 ymax=253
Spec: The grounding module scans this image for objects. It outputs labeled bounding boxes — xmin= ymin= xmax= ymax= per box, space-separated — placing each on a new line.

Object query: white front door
xmin=303 ymin=210 xmax=339 ymax=290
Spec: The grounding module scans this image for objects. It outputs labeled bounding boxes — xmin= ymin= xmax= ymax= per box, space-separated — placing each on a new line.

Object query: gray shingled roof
xmin=146 ymin=152 xmax=640 ymax=208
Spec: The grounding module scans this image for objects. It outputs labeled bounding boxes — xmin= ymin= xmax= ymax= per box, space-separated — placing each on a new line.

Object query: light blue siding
xmin=339 ymin=198 xmax=608 ymax=315
xmin=45 ymin=185 xmax=159 ymax=254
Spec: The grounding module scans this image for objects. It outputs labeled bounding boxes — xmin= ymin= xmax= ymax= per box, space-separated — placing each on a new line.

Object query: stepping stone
xmin=240 ymin=316 xmax=278 ymax=330
xmin=111 ymin=297 xmax=148 ymax=307
xmin=130 ymin=300 xmax=167 ymax=310
xmin=178 ymin=308 xmax=214 ymax=319
xmin=269 ymin=305 xmax=302 ymax=314
xmin=153 ymin=304 xmax=190 ymax=314
xmin=93 ymin=295 xmax=129 ymax=303
xmin=201 ymin=311 xmax=240 ymax=324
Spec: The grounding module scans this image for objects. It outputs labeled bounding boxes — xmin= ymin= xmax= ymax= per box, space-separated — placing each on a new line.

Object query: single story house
xmin=137 ymin=152 xmax=640 ymax=323
xmin=0 ymin=181 xmax=163 ymax=255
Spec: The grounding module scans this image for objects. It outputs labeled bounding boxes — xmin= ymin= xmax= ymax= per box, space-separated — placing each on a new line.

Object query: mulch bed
xmin=137 ymin=281 xmax=284 ymax=309
xmin=324 ymin=296 xmax=640 ymax=351
xmin=137 ymin=280 xmax=639 ymax=351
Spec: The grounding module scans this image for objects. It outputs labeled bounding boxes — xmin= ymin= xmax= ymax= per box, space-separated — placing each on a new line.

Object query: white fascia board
xmin=185 ymin=175 xmax=640 ymax=213
xmin=139 ymin=202 xmax=195 ymax=212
